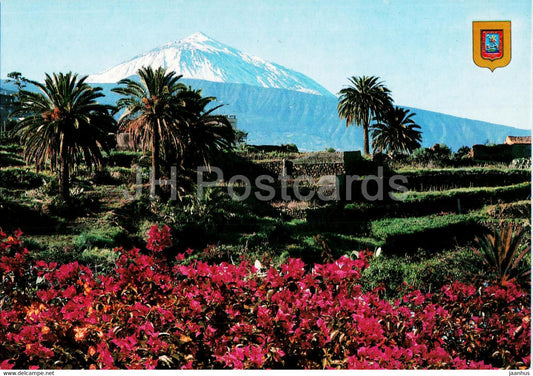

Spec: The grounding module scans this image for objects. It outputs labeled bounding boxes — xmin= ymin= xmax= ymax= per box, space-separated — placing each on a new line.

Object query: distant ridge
xmin=87 ymin=79 xmax=533 ymax=151
xmin=87 ymin=32 xmax=333 ymax=97
xmin=3 ymin=32 xmax=529 ymax=151
xmin=2 ymin=78 xmax=528 ymax=151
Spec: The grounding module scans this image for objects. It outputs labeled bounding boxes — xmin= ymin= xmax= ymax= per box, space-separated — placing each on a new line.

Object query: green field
xmin=0 ymin=144 xmax=530 ymax=298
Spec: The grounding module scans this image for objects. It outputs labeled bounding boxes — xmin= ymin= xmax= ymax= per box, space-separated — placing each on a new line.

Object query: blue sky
xmin=0 ymin=0 xmax=531 ymax=129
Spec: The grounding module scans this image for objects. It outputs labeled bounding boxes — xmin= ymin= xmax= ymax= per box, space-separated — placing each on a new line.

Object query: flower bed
xmin=0 ymin=226 xmax=530 ymax=369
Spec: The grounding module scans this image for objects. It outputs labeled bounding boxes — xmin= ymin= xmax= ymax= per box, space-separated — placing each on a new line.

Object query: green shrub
xmin=0 ymin=167 xmax=49 ymax=189
xmin=361 ymin=248 xmax=486 ymax=299
xmin=74 ymin=226 xmax=127 ymax=250
xmin=341 ymin=182 xmax=530 ymax=221
xmin=283 ymin=143 xmax=299 ymax=153
xmin=397 ymin=168 xmax=530 ymax=191
xmin=360 ymin=256 xmax=410 ymax=299
xmin=0 ymin=151 xmax=25 ymax=167
xmin=45 ymin=191 xmax=100 ymax=218
xmin=0 ymin=144 xmax=23 ymax=153
xmin=370 ymin=213 xmax=487 ymax=254
xmin=408 ymin=144 xmax=452 ymax=167
xmin=399 ymin=182 xmax=531 ymax=204
xmin=106 ymin=150 xmax=143 ymax=167
xmin=36 ymin=176 xmax=60 ymax=197
xmin=371 ymin=213 xmax=482 ymax=239
xmin=108 ymin=166 xmax=137 ymax=185
xmin=79 ymin=247 xmax=119 ymax=274
xmin=510 ymin=158 xmax=531 ymax=169
xmin=452 ymin=146 xmax=471 ymax=160
xmin=35 ymin=244 xmax=79 ymax=265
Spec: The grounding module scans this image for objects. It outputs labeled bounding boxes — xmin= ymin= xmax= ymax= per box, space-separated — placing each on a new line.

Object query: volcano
xmin=87 ymin=32 xmax=332 ymax=97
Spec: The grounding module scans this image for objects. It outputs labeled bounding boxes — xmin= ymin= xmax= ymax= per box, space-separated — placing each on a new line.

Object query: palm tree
xmin=371 ymin=106 xmax=422 ymax=155
xmin=12 ymin=72 xmax=115 ymax=199
xmin=112 ymin=66 xmax=187 ymax=187
xmin=337 ymin=76 xmax=393 ymax=156
xmin=177 ymin=88 xmax=236 ymax=170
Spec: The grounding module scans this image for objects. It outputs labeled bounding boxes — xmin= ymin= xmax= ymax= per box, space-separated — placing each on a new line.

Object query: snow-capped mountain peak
xmin=87 ymin=32 xmax=333 ymax=96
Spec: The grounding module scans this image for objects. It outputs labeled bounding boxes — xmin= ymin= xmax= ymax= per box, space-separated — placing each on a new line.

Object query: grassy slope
xmin=0 ymin=145 xmax=530 ymax=269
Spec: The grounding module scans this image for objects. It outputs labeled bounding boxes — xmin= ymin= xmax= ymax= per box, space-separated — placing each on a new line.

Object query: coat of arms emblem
xmin=472 ymin=21 xmax=511 ymax=71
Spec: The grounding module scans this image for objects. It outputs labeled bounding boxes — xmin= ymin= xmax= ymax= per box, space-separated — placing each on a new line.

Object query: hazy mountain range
xmin=2 ymin=32 xmax=529 ymax=151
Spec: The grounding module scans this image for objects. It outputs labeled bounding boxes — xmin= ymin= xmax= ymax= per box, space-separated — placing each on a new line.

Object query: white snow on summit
xmin=87 ymin=32 xmax=333 ymax=96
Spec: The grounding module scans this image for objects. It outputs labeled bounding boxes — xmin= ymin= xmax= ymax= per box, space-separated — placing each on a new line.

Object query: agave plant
xmin=472 ymin=223 xmax=531 ymax=286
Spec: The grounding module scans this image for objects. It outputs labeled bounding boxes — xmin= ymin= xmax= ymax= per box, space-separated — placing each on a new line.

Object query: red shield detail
xmin=481 ymin=30 xmax=503 ymax=60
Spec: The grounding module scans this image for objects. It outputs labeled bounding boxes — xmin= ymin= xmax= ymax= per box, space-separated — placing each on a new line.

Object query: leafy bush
xmin=361 ymin=248 xmax=486 ymax=299
xmin=371 ymin=213 xmax=483 ymax=239
xmin=397 ymin=168 xmax=531 ymax=191
xmin=44 ymin=191 xmax=100 ymax=218
xmin=408 ymin=144 xmax=452 ymax=167
xmin=0 ymin=229 xmax=529 ymax=369
xmin=78 ymin=247 xmax=119 ymax=274
xmin=0 ymin=151 xmax=25 ymax=167
xmin=105 ymin=150 xmax=143 ymax=168
xmin=370 ymin=213 xmax=487 ymax=254
xmin=74 ymin=226 xmax=127 ymax=250
xmin=452 ymin=146 xmax=471 ymax=161
xmin=0 ymin=144 xmax=23 ymax=153
xmin=89 ymin=168 xmax=118 ymax=185
xmin=510 ymin=158 xmax=532 ymax=169
xmin=342 ymin=182 xmax=530 ymax=222
xmin=0 ymin=167 xmax=49 ymax=189
xmin=282 ymin=143 xmax=299 ymax=153
xmin=400 ymin=182 xmax=531 ymax=204
xmin=108 ymin=166 xmax=137 ymax=185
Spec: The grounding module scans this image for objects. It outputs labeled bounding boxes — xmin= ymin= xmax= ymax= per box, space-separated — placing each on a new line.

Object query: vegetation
xmin=175 ymin=87 xmax=236 ymax=170
xmin=0 ymin=229 xmax=530 ymax=369
xmin=112 ymin=66 xmax=189 ymax=185
xmin=473 ymin=223 xmax=531 ymax=286
xmin=371 ymin=106 xmax=422 ymax=155
xmin=11 ymin=72 xmax=115 ymax=199
xmin=337 ymin=76 xmax=392 ymax=156
xmin=1 ymin=66 xmax=530 ymax=370
xmin=112 ymin=66 xmax=236 ymax=181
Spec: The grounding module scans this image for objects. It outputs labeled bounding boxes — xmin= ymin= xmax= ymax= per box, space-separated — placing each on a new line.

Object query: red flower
xmin=146 ymin=224 xmax=172 ymax=253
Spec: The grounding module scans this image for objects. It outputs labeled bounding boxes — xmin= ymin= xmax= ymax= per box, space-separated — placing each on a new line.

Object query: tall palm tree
xmin=177 ymin=88 xmax=236 ymax=170
xmin=12 ymin=72 xmax=115 ymax=199
xmin=112 ymin=66 xmax=187 ymax=185
xmin=371 ymin=106 xmax=422 ymax=155
xmin=337 ymin=76 xmax=393 ymax=156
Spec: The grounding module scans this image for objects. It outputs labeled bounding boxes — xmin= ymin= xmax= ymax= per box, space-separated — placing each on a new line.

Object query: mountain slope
xmin=1 ymin=78 xmax=528 ymax=151
xmin=87 ymin=32 xmax=333 ymax=97
xmin=90 ymin=79 xmax=529 ymax=151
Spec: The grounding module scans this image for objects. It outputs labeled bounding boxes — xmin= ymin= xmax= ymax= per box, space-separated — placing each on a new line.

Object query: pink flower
xmin=146 ymin=224 xmax=172 ymax=253
xmin=0 ymin=360 xmax=14 ymax=369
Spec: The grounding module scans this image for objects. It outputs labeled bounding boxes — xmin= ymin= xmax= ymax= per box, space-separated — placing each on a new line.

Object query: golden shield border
xmin=472 ymin=21 xmax=511 ymax=71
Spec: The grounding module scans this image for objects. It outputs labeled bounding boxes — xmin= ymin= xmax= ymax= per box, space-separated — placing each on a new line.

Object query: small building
xmin=472 ymin=135 xmax=531 ymax=162
xmin=504 ymin=136 xmax=531 ymax=145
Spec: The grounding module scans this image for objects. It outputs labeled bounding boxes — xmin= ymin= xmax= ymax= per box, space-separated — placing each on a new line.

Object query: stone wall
xmin=252 ymin=151 xmax=363 ymax=179
xmin=292 ymin=162 xmax=344 ymax=178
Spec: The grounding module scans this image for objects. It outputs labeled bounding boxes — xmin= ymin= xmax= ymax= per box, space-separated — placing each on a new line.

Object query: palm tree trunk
xmin=363 ymin=121 xmax=370 ymax=157
xmin=59 ymin=146 xmax=70 ymax=200
xmin=151 ymin=121 xmax=161 ymax=196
